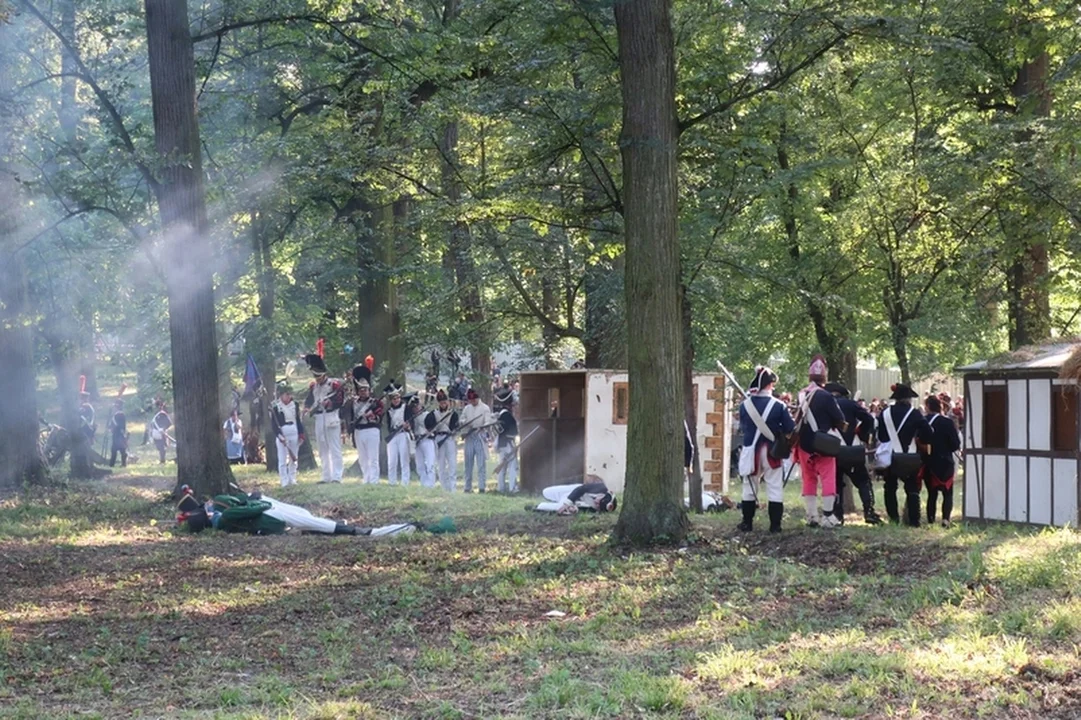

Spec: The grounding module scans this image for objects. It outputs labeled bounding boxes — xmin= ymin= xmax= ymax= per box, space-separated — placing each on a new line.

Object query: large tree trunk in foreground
xmin=0 ymin=258 xmax=46 ymax=488
xmin=0 ymin=37 xmax=47 ymax=488
xmin=612 ymin=0 xmax=689 ymax=544
xmin=144 ymin=0 xmax=234 ymax=497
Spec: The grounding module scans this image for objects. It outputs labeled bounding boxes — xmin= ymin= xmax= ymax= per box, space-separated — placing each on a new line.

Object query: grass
xmin=6 ymin=367 xmax=1079 ymax=717
xmin=3 ymin=469 xmax=1081 ymax=719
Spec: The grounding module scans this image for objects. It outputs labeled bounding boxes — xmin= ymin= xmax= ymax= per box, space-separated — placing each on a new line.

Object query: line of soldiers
xmin=737 ymin=356 xmax=961 ymax=532
xmin=269 ymin=353 xmax=520 ymax=492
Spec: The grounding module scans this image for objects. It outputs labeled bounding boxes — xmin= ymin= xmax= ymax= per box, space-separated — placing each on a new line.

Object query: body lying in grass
xmin=531 ymin=478 xmax=617 ymax=514
xmin=174 ymin=486 xmax=439 ymax=537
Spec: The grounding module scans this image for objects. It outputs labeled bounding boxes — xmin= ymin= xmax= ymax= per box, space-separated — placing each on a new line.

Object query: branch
xmin=679 ymin=30 xmax=847 ymax=134
xmin=489 ymin=240 xmax=582 ymax=339
xmin=18 ymin=0 xmax=158 ymax=193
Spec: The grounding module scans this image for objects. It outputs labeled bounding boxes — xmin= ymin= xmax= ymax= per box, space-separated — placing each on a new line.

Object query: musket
xmin=436 ymin=413 xmax=487 ymax=447
xmin=492 ymin=425 xmax=540 ymax=476
xmin=715 ymin=360 xmax=746 ymax=398
xmin=278 ymin=434 xmax=298 ymax=464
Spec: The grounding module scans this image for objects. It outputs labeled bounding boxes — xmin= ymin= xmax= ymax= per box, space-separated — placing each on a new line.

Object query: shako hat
xmin=436 ymin=389 xmax=448 ymax=402
xmin=808 ymin=354 xmax=828 ymax=381
xmin=352 ymin=364 xmax=372 ymax=389
xmin=305 ymin=353 xmax=328 ymax=376
xmin=384 ymin=380 xmax=402 ymax=397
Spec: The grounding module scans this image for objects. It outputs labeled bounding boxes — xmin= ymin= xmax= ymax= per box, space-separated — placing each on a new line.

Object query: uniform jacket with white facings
xmin=798 ymin=387 xmax=845 ymax=453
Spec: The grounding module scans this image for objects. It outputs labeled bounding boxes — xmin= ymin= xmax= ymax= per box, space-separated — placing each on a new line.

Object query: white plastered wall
xmin=584 ymin=372 xmax=722 ymax=495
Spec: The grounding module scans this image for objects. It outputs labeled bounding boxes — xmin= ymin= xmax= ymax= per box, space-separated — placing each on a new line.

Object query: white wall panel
xmin=967 ymin=381 xmax=983 ymax=448
xmin=585 ymin=373 xmax=628 ymax=493
xmin=1029 ymin=457 xmax=1053 ymax=526
xmin=1008 ymin=456 xmax=1028 ymax=523
xmin=983 ymin=455 xmax=1007 ymax=521
xmin=1029 ymin=380 xmax=1052 ymax=451
xmin=1008 ymin=380 xmax=1028 ymax=450
xmin=1052 ymin=459 xmax=1078 ymax=527
xmin=964 ymin=455 xmax=981 ymax=519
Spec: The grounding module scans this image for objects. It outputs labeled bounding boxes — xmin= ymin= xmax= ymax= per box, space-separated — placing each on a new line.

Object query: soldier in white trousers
xmin=348 ymin=364 xmax=383 ymax=484
xmin=383 ymin=382 xmax=415 ymax=486
xmin=271 ymin=384 xmax=303 ymax=487
xmin=412 ymin=396 xmax=437 ymax=487
xmin=459 ymin=389 xmax=492 ymax=493
xmin=427 ymin=390 xmax=459 ymax=491
xmin=303 ymin=353 xmax=345 ymax=483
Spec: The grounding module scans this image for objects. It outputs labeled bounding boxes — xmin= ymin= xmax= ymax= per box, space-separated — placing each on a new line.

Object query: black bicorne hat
xmin=384 ymin=380 xmax=402 ymax=396
xmin=305 ymin=353 xmax=328 ymax=375
xmin=749 ymin=366 xmax=777 ymax=392
xmin=889 ymin=383 xmax=919 ymax=400
xmin=824 ymin=382 xmax=849 ymax=397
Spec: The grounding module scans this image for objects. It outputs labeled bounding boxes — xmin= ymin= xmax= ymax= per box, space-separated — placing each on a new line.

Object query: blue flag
xmin=243 ymin=354 xmax=261 ymax=397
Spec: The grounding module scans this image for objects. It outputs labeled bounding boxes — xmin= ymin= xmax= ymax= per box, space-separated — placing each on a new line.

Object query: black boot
xmin=884 ymin=476 xmax=901 ymax=523
xmin=333 ymin=523 xmax=359 ymax=535
xmin=768 ymin=502 xmax=784 ymax=533
xmin=858 ymin=484 xmax=882 ymax=524
xmin=737 ymin=501 xmax=756 ymax=532
xmin=905 ymin=492 xmax=922 ymax=527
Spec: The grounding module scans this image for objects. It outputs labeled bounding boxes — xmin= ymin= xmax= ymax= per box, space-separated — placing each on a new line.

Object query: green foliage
xmin=6 ymin=0 xmax=1081 ymax=393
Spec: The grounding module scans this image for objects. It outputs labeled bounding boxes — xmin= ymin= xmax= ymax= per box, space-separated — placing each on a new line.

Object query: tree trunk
xmin=247 ymin=209 xmax=278 ymax=472
xmin=542 ymin=273 xmax=560 ymax=369
xmin=891 ymin=322 xmax=912 ymax=386
xmin=612 ymin=0 xmax=689 ymax=545
xmin=0 ymin=32 xmax=48 ymax=488
xmin=0 ymin=258 xmax=46 ymax=488
xmin=356 ymin=195 xmax=398 ymax=384
xmin=58 ymin=0 xmax=78 ymax=144
xmin=45 ymin=331 xmax=94 ymax=478
xmin=682 ymin=283 xmax=703 ymax=513
xmin=1006 ymin=51 xmax=1052 ymax=348
xmin=441 ymin=121 xmax=492 ymax=398
xmin=144 ymin=0 xmax=234 ymax=497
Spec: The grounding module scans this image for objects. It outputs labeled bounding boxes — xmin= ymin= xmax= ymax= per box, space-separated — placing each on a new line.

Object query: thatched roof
xmin=957 ymin=337 xmax=1081 ymax=375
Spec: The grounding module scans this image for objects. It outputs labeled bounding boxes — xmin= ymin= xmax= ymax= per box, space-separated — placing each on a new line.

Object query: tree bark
xmin=58 ymin=0 xmax=78 ymax=144
xmin=144 ymin=0 xmax=234 ymax=497
xmin=0 ymin=178 xmax=47 ymax=487
xmin=356 ymin=193 xmax=401 ymax=384
xmin=612 ymin=0 xmax=689 ymax=544
xmin=1006 ymin=51 xmax=1052 ymax=348
xmin=778 ymin=121 xmax=857 ymax=389
xmin=0 ymin=26 xmax=47 ymax=488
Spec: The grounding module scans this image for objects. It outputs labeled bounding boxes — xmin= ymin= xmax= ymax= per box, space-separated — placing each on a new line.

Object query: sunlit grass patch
xmin=984 ymin=527 xmax=1081 ymax=593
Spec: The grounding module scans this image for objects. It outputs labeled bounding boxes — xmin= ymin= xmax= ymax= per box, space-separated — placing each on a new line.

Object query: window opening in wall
xmin=1052 ymin=385 xmax=1078 ymax=453
xmin=613 ymin=382 xmax=629 ymax=425
xmin=982 ymin=385 xmax=1007 ymax=450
